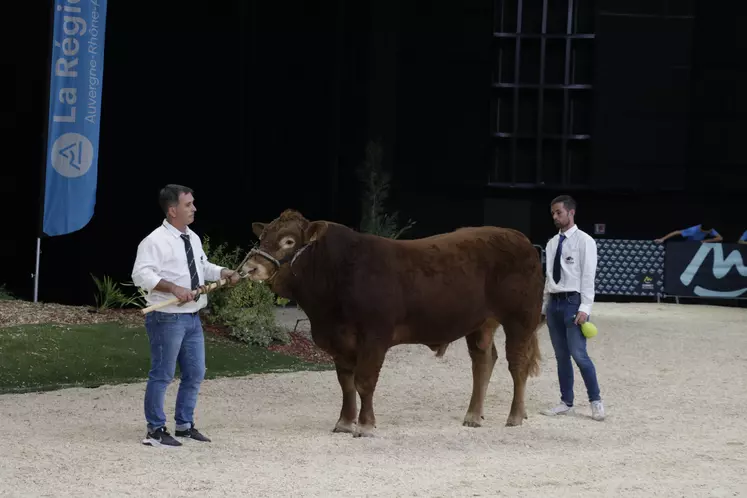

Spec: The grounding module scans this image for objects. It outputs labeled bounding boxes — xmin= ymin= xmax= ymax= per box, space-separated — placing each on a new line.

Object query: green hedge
xmin=202 ymin=236 xmax=289 ymax=347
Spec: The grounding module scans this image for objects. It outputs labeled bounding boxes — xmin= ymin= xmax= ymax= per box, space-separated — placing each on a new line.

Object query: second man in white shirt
xmin=540 ymin=195 xmax=605 ymax=422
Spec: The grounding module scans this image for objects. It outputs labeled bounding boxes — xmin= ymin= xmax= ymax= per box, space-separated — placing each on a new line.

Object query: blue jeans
xmin=144 ymin=311 xmax=206 ymax=432
xmin=546 ymin=293 xmax=601 ymax=406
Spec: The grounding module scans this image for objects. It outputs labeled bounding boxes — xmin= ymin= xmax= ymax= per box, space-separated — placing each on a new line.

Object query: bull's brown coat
xmin=243 ymin=210 xmax=545 ymax=437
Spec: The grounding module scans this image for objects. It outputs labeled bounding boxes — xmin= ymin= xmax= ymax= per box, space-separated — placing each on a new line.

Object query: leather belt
xmin=550 ymin=291 xmax=579 ymax=299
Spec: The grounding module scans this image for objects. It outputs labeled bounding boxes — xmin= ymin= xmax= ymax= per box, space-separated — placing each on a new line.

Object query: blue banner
xmin=43 ymin=0 xmax=107 ymax=236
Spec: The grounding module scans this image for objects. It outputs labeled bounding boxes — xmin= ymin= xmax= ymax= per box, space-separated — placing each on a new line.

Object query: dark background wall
xmin=2 ymin=0 xmax=744 ymax=305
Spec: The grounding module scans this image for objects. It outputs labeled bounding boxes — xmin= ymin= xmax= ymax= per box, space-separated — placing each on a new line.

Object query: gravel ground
xmin=1 ymin=302 xmax=747 ymax=497
xmin=274 ymin=306 xmax=311 ymax=338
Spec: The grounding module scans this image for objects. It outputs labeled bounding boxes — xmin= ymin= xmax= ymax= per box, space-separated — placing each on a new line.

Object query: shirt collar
xmin=559 ymin=224 xmax=578 ymax=239
xmin=162 ymin=219 xmax=192 ymax=239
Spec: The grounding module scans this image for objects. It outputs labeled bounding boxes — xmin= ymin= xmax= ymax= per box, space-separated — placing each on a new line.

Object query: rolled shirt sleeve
xmin=578 ymin=235 xmax=597 ymax=316
xmin=196 ymin=242 xmax=225 ymax=283
xmin=132 ymin=238 xmax=164 ymax=292
xmin=202 ymin=260 xmax=225 ymax=283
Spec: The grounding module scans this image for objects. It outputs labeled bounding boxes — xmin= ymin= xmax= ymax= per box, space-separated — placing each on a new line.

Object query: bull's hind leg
xmin=503 ymin=317 xmax=542 ymax=427
xmin=332 ymin=356 xmax=358 ymax=434
xmin=463 ymin=319 xmax=499 ymax=427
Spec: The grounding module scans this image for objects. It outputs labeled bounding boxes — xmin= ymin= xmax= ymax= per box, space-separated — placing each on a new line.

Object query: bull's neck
xmin=273 ymin=223 xmax=355 ymax=307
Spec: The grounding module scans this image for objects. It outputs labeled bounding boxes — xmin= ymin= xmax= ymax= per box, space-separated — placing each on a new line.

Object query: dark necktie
xmin=553 ymin=234 xmax=566 ymax=284
xmin=180 ymin=233 xmax=200 ymax=293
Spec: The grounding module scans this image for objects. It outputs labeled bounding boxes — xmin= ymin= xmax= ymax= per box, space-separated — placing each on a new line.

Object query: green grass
xmin=0 ymin=323 xmax=332 ymax=394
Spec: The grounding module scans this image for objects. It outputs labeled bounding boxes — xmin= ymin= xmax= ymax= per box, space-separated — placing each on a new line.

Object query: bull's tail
xmin=527 ymin=315 xmax=545 ymax=377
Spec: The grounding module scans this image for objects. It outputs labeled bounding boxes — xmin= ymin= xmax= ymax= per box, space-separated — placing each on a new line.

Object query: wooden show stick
xmin=139 ymin=274 xmax=248 ymax=314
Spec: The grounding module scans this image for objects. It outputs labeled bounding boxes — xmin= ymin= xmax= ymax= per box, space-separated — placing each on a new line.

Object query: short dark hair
xmin=550 ymin=194 xmax=576 ymax=212
xmin=159 ymin=184 xmax=193 ymax=215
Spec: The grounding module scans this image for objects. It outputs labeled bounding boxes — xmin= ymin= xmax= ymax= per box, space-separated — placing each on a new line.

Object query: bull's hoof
xmin=462 ymin=413 xmax=485 ymax=428
xmin=505 ymin=414 xmax=524 ymax=427
xmin=353 ymin=424 xmax=375 ymax=438
xmin=332 ymin=419 xmax=356 ymax=434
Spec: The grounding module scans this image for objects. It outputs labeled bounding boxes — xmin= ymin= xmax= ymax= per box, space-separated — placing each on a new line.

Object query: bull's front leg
xmin=332 ymin=357 xmax=358 ymax=434
xmin=353 ymin=342 xmax=388 ymax=438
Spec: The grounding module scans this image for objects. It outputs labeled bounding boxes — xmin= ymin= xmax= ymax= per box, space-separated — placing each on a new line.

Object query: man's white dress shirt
xmin=132 ymin=220 xmax=225 ymax=313
xmin=542 ymin=224 xmax=598 ymax=316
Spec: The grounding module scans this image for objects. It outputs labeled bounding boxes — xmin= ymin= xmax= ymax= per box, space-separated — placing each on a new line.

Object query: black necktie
xmin=180 ymin=233 xmax=200 ymax=293
xmin=553 ymin=234 xmax=566 ymax=284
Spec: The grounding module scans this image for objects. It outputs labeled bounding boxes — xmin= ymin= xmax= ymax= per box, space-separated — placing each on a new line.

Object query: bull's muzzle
xmin=237 ymin=244 xmax=312 ymax=281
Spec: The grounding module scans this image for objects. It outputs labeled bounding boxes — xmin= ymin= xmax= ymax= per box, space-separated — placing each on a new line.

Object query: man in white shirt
xmin=539 ymin=195 xmax=605 ymax=421
xmin=132 ymin=184 xmax=240 ymax=447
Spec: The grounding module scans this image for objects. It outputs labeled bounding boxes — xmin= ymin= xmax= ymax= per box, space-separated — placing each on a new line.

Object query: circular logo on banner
xmin=50 ymin=133 xmax=94 ymax=178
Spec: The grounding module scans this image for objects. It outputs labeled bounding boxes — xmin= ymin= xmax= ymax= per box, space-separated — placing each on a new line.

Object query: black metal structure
xmin=490 ymin=0 xmax=595 ymax=188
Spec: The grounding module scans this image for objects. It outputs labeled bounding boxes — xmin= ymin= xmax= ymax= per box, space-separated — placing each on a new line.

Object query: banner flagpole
xmin=34 ymin=0 xmax=57 ymax=303
xmin=36 ymin=0 xmax=109 ymax=301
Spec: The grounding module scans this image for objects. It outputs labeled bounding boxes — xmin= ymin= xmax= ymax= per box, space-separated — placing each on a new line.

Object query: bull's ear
xmin=305 ymin=221 xmax=328 ymax=243
xmin=252 ymin=222 xmax=266 ymax=239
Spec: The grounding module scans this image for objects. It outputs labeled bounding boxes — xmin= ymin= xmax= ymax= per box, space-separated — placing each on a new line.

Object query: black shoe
xmin=175 ymin=423 xmax=211 ymax=442
xmin=142 ymin=427 xmax=182 ymax=447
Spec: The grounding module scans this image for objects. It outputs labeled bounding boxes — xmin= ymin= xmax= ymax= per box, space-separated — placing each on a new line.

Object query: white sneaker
xmin=540 ymin=402 xmax=573 ymax=416
xmin=591 ymin=400 xmax=605 ymax=421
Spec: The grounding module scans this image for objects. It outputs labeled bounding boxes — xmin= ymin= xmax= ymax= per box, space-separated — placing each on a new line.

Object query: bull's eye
xmin=280 ymin=237 xmax=295 ymax=248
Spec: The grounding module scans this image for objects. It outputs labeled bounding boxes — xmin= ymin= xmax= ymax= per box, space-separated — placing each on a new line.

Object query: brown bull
xmin=242 ymin=209 xmax=545 ymax=437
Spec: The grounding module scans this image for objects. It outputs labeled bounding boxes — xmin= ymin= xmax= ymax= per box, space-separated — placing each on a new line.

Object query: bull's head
xmin=241 ymin=209 xmax=328 ymax=282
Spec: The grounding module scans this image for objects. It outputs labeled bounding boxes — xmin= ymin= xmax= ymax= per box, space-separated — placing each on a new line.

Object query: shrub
xmin=202 ymin=236 xmax=289 ymax=347
xmin=91 ymin=274 xmax=145 ymax=311
xmin=0 ymin=284 xmax=15 ymax=301
xmin=357 ymin=139 xmax=416 ymax=239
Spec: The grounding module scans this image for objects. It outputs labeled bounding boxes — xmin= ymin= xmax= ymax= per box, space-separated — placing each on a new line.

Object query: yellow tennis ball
xmin=581 ymin=321 xmax=598 ymax=338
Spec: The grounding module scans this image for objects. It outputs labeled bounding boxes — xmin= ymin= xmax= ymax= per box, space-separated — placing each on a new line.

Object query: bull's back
xmin=376 ymin=226 xmax=539 ymax=340
xmin=393 ymin=225 xmax=535 ymax=280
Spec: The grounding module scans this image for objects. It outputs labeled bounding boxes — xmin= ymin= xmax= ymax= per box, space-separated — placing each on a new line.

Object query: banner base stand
xmin=33 ymin=237 xmax=40 ymax=303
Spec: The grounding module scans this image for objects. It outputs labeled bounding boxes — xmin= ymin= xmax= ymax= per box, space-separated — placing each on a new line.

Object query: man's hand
xmin=154 ymin=280 xmax=194 ymax=302
xmin=221 ymin=269 xmax=241 ymax=286
xmin=171 ymin=285 xmax=194 ymax=303
xmin=574 ymin=311 xmax=588 ymax=325
xmin=654 ymin=238 xmax=664 ymax=244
